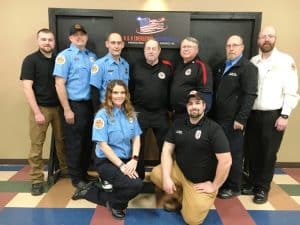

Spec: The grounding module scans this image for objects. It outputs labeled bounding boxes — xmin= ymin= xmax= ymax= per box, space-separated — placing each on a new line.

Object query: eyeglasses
xmin=226 ymin=44 xmax=243 ymax=48
xmin=181 ymin=45 xmax=197 ymax=49
xmin=259 ymin=34 xmax=276 ymax=39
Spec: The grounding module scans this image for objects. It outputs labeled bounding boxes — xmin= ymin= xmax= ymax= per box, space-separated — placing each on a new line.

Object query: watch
xmin=281 ymin=114 xmax=289 ymax=119
xmin=131 ymin=155 xmax=139 ymax=161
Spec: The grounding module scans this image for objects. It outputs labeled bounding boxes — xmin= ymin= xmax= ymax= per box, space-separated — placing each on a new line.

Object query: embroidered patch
xmin=158 ymin=72 xmax=166 ymax=79
xmin=91 ymin=64 xmax=99 ymax=74
xmin=195 ymin=130 xmax=202 ymax=140
xmin=94 ymin=118 xmax=104 ymax=129
xmin=56 ymin=55 xmax=65 ymax=65
xmin=228 ymin=72 xmax=238 ymax=77
xmin=185 ymin=68 xmax=192 ymax=76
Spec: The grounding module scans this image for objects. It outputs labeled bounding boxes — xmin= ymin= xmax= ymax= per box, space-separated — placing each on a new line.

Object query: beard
xmin=188 ymin=109 xmax=203 ymax=119
xmin=40 ymin=46 xmax=53 ymax=54
xmin=260 ymin=41 xmax=275 ymax=53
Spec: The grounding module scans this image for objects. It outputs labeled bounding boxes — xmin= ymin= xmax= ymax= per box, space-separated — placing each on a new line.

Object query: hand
xmin=194 ymin=181 xmax=217 ymax=193
xmin=275 ymin=116 xmax=288 ymax=131
xmin=163 ymin=177 xmax=176 ymax=194
xmin=34 ymin=112 xmax=45 ymax=125
xmin=124 ymin=159 xmax=138 ymax=179
xmin=120 ymin=162 xmax=139 ymax=179
xmin=64 ymin=109 xmax=75 ymax=124
xmin=233 ymin=121 xmax=244 ymax=130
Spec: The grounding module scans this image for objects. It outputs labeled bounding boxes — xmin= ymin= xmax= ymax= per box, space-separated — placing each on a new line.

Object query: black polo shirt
xmin=170 ymin=56 xmax=213 ymax=113
xmin=129 ymin=58 xmax=172 ymax=111
xmin=20 ymin=50 xmax=59 ymax=106
xmin=166 ymin=116 xmax=230 ymax=183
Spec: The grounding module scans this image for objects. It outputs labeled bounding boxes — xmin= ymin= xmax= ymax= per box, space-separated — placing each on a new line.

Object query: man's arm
xmin=55 ymin=76 xmax=74 ymax=124
xmin=161 ymin=141 xmax=176 ymax=194
xmin=21 ymin=80 xmax=45 ymax=124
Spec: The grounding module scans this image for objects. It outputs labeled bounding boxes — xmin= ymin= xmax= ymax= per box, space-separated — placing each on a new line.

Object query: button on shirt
xmin=92 ymin=107 xmax=142 ymax=159
xmin=251 ymin=48 xmax=299 ymax=115
xmin=53 ymin=44 xmax=97 ymax=101
xmin=90 ymin=53 xmax=129 ymax=103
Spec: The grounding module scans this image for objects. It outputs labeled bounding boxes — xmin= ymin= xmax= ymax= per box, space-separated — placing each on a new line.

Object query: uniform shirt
xmin=170 ymin=56 xmax=213 ymax=113
xmin=92 ymin=107 xmax=142 ymax=159
xmin=20 ymin=50 xmax=59 ymax=106
xmin=130 ymin=58 xmax=172 ymax=111
xmin=53 ymin=44 xmax=97 ymax=101
xmin=251 ymin=48 xmax=299 ymax=115
xmin=166 ymin=116 xmax=230 ymax=183
xmin=212 ymin=56 xmax=258 ymax=125
xmin=90 ymin=53 xmax=129 ymax=103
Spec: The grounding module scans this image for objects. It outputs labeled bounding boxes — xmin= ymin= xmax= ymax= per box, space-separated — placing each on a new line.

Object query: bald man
xmin=243 ymin=26 xmax=299 ymax=203
xmin=211 ymin=35 xmax=258 ymax=199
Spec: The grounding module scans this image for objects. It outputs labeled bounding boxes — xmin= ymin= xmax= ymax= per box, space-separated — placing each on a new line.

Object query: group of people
xmin=20 ymin=23 xmax=299 ymax=225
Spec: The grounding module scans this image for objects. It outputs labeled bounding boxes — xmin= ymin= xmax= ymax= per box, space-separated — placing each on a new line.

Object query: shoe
xmin=85 ymin=174 xmax=98 ymax=182
xmin=106 ymin=201 xmax=125 ymax=219
xmin=73 ymin=180 xmax=88 ymax=189
xmin=163 ymin=197 xmax=182 ymax=212
xmin=31 ymin=182 xmax=44 ymax=196
xmin=71 ymin=182 xmax=94 ymax=200
xmin=217 ymin=188 xmax=241 ymax=199
xmin=241 ymin=184 xmax=254 ymax=195
xmin=253 ymin=190 xmax=268 ymax=204
xmin=99 ymin=178 xmax=113 ymax=192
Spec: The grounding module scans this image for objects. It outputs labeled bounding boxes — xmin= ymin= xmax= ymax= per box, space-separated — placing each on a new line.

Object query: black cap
xmin=69 ymin=24 xmax=87 ymax=35
xmin=186 ymin=91 xmax=205 ymax=103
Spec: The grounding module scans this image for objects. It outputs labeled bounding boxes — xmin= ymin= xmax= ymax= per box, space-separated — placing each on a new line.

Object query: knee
xmin=181 ymin=201 xmax=211 ymax=225
xmin=129 ymin=178 xmax=143 ymax=193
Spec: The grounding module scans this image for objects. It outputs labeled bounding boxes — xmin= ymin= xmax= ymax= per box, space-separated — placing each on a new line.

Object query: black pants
xmin=218 ymin=120 xmax=244 ymax=192
xmin=63 ymin=100 xmax=93 ymax=185
xmin=136 ymin=107 xmax=169 ymax=179
xmin=245 ymin=110 xmax=284 ymax=192
xmin=85 ymin=158 xmax=143 ymax=209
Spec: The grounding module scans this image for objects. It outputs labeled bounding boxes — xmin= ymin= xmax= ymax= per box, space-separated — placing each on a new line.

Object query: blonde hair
xmin=103 ymin=80 xmax=136 ymax=119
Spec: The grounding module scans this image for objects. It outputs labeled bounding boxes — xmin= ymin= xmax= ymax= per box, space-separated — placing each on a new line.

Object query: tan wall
xmin=1 ymin=0 xmax=299 ymax=161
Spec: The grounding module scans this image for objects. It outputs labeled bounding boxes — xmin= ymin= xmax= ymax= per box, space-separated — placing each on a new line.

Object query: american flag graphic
xmin=137 ymin=17 xmax=167 ymax=34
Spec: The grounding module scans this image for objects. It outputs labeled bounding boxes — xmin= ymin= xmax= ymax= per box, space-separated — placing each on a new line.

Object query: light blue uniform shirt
xmin=92 ymin=107 xmax=142 ymax=159
xmin=90 ymin=53 xmax=129 ymax=102
xmin=53 ymin=44 xmax=97 ymax=100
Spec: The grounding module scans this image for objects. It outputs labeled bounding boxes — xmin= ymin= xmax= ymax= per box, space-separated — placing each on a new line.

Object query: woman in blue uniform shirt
xmin=79 ymin=80 xmax=143 ymax=219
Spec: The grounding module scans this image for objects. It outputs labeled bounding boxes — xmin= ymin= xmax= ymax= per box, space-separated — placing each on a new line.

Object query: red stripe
xmin=9 ymin=165 xmax=31 ymax=181
xmin=195 ymin=59 xmax=207 ymax=85
xmin=283 ymin=168 xmax=300 ymax=183
xmin=90 ymin=205 xmax=124 ymax=225
xmin=0 ymin=192 xmax=17 ymax=210
xmin=162 ymin=59 xmax=172 ymax=68
xmin=214 ymin=198 xmax=256 ymax=225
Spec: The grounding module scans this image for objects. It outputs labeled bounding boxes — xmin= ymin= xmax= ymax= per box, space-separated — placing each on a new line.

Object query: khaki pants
xmin=28 ymin=106 xmax=67 ymax=183
xmin=150 ymin=162 xmax=216 ymax=225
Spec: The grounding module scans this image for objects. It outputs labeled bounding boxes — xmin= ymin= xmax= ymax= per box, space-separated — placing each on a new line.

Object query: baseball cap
xmin=186 ymin=91 xmax=205 ymax=103
xmin=69 ymin=24 xmax=87 ymax=35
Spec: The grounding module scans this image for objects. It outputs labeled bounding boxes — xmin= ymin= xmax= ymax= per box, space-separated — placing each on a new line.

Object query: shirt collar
xmin=106 ymin=53 xmax=125 ymax=66
xmin=257 ymin=47 xmax=278 ymax=63
xmin=226 ymin=54 xmax=243 ymax=66
xmin=70 ymin=44 xmax=88 ymax=55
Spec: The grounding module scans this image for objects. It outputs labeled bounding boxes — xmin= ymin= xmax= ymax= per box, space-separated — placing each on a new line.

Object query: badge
xmin=90 ymin=57 xmax=95 ymax=63
xmin=158 ymin=72 xmax=166 ymax=79
xmin=91 ymin=64 xmax=99 ymax=74
xmin=185 ymin=68 xmax=192 ymax=76
xmin=94 ymin=118 xmax=104 ymax=129
xmin=195 ymin=130 xmax=202 ymax=140
xmin=56 ymin=55 xmax=65 ymax=65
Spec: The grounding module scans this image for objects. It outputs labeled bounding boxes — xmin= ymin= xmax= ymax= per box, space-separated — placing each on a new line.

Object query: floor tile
xmin=5 ymin=193 xmax=45 ymax=207
xmin=273 ymin=174 xmax=299 ymax=184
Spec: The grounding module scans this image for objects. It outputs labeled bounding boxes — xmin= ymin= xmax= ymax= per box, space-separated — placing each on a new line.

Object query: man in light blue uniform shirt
xmin=54 ymin=24 xmax=97 ymax=188
xmin=90 ymin=32 xmax=129 ymax=112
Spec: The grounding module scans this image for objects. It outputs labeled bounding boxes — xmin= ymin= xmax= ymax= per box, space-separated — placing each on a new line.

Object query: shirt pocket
xmin=108 ymin=124 xmax=123 ymax=145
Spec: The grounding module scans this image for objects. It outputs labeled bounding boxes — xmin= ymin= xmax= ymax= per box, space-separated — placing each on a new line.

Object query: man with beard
xmin=211 ymin=35 xmax=258 ymax=199
xmin=150 ymin=91 xmax=232 ymax=225
xmin=20 ymin=28 xmax=68 ymax=195
xmin=243 ymin=26 xmax=299 ymax=204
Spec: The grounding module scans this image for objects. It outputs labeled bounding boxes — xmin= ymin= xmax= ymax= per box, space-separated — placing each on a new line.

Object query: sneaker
xmin=99 ymin=178 xmax=113 ymax=192
xmin=31 ymin=183 xmax=43 ymax=196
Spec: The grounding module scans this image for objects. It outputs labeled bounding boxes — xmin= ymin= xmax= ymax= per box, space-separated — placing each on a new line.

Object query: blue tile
xmin=0 ymin=165 xmax=25 ymax=171
xmin=0 ymin=208 xmax=94 ymax=225
xmin=249 ymin=210 xmax=300 ymax=225
xmin=274 ymin=168 xmax=285 ymax=174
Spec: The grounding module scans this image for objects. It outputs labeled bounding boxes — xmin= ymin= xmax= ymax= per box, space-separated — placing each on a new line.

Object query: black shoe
xmin=217 ymin=188 xmax=241 ymax=199
xmin=241 ymin=184 xmax=254 ymax=195
xmin=71 ymin=182 xmax=94 ymax=200
xmin=253 ymin=190 xmax=268 ymax=204
xmin=31 ymin=182 xmax=43 ymax=196
xmin=106 ymin=202 xmax=125 ymax=219
xmin=73 ymin=180 xmax=88 ymax=189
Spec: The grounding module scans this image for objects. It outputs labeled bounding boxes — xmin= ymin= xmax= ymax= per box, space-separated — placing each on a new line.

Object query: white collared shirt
xmin=251 ymin=48 xmax=299 ymax=115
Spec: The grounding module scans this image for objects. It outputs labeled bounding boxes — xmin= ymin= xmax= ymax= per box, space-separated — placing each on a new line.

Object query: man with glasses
xmin=211 ymin=35 xmax=258 ymax=199
xmin=243 ymin=26 xmax=299 ymax=203
xmin=170 ymin=37 xmax=213 ymax=119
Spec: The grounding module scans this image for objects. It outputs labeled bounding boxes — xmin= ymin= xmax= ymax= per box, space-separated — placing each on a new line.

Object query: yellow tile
xmin=238 ymin=195 xmax=275 ymax=210
xmin=129 ymin=193 xmax=156 ymax=208
xmin=0 ymin=171 xmax=17 ymax=181
xmin=291 ymin=196 xmax=300 ymax=205
xmin=6 ymin=193 xmax=44 ymax=207
xmin=273 ymin=174 xmax=298 ymax=184
xmin=66 ymin=199 xmax=97 ymax=208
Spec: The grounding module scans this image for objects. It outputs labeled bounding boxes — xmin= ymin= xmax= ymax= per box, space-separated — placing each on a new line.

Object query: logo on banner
xmin=136 ymin=17 xmax=168 ymax=34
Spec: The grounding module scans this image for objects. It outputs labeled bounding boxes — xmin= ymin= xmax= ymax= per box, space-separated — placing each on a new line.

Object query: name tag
xmin=228 ymin=72 xmax=238 ymax=77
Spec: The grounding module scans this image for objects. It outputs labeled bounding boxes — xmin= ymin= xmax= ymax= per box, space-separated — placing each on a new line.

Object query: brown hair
xmin=36 ymin=28 xmax=53 ymax=37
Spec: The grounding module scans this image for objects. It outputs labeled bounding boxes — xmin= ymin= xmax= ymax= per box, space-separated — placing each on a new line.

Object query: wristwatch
xmin=280 ymin=114 xmax=289 ymax=119
xmin=131 ymin=155 xmax=139 ymax=161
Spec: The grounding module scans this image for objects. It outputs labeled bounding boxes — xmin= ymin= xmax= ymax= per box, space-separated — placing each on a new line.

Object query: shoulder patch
xmin=94 ymin=118 xmax=104 ymax=129
xmin=91 ymin=64 xmax=99 ymax=74
xmin=56 ymin=55 xmax=65 ymax=65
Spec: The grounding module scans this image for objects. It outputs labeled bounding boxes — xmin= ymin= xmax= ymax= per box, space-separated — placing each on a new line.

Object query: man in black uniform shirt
xmin=20 ymin=28 xmax=68 ymax=195
xmin=211 ymin=35 xmax=258 ymax=199
xmin=170 ymin=37 xmax=213 ymax=118
xmin=129 ymin=39 xmax=172 ymax=179
xmin=150 ymin=91 xmax=232 ymax=225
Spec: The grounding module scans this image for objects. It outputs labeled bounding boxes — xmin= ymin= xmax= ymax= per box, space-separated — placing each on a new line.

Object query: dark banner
xmin=113 ymin=11 xmax=190 ymax=48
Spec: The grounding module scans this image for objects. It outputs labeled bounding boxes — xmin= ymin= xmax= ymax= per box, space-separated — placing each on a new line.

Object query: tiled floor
xmin=0 ymin=165 xmax=299 ymax=225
